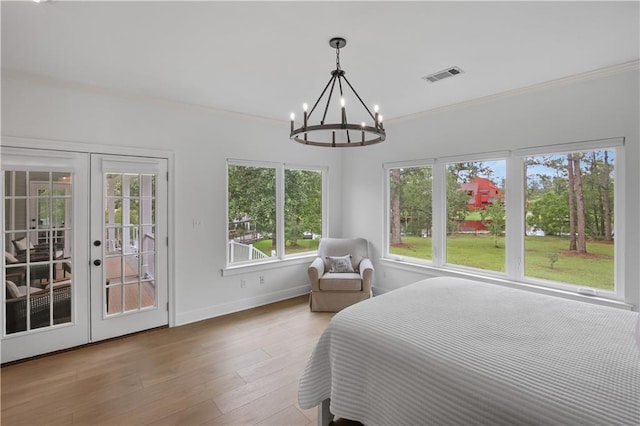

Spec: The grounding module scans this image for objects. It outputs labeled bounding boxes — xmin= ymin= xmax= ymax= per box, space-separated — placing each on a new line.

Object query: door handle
xmin=93 ymin=259 xmax=102 ymax=266
xmin=93 ymin=240 xmax=102 ymax=247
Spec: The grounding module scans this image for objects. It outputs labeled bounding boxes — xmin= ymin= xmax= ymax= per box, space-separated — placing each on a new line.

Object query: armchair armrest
xmin=359 ymin=258 xmax=374 ymax=292
xmin=308 ymin=257 xmax=325 ymax=292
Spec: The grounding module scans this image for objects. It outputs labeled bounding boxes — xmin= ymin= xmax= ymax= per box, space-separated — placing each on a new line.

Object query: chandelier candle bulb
xmin=303 ymin=103 xmax=308 ymax=128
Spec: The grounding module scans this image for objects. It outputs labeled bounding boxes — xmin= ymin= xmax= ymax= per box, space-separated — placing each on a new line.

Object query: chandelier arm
xmin=341 ymin=74 xmax=377 ymax=122
xmin=336 ymin=75 xmax=352 ymax=143
xmin=308 ymin=74 xmax=337 ymax=120
xmin=321 ymin=74 xmax=338 ymax=126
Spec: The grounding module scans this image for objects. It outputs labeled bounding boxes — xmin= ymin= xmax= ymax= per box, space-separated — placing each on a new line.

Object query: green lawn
xmin=253 ymin=238 xmax=319 ymax=256
xmin=390 ymin=235 xmax=614 ymax=290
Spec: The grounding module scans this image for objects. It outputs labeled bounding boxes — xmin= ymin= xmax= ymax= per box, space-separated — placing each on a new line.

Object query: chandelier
xmin=290 ymin=37 xmax=385 ymax=147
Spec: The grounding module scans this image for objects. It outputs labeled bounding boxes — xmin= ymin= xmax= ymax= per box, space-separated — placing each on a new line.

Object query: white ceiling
xmin=2 ymin=1 xmax=639 ymax=123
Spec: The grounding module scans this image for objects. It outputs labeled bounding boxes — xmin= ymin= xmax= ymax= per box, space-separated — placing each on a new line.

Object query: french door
xmin=2 ymin=147 xmax=168 ymax=362
xmin=90 ymin=154 xmax=168 ymax=341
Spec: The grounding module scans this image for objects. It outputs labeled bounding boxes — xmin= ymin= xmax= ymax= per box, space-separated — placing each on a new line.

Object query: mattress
xmin=298 ymin=276 xmax=640 ymax=425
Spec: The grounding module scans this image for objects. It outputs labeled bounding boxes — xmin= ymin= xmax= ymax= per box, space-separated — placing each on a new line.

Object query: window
xmin=284 ymin=169 xmax=322 ymax=255
xmin=445 ymin=159 xmax=506 ymax=273
xmin=524 ymin=149 xmax=615 ymax=292
xmin=387 ymin=165 xmax=433 ymax=261
xmin=227 ymin=161 xmax=325 ymax=266
xmin=384 ymin=138 xmax=622 ymax=300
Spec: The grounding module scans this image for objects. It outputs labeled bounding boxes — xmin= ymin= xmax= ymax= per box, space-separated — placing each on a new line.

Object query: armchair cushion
xmin=319 ymin=273 xmax=362 ymax=291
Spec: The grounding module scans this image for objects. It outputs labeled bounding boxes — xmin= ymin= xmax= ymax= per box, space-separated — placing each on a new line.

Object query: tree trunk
xmin=603 ymin=150 xmax=613 ymax=241
xmin=573 ymin=154 xmax=587 ymax=253
xmin=390 ymin=169 xmax=402 ymax=245
xmin=567 ymin=154 xmax=577 ymax=250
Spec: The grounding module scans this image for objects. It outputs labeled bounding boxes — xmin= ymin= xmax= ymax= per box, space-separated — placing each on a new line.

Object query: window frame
xmin=384 ymin=138 xmax=624 ymax=302
xmin=225 ymin=159 xmax=327 ymax=272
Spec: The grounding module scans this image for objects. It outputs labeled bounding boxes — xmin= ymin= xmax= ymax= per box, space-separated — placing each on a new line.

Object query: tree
xmin=602 ymin=150 xmax=613 ymax=241
xmin=572 ymin=153 xmax=587 ymax=253
xmin=228 ymin=166 xmax=276 ymax=246
xmin=567 ymin=153 xmax=577 ymax=250
xmin=389 ymin=166 xmax=432 ymax=244
xmin=527 ymin=191 xmax=569 ymax=236
xmin=284 ymin=169 xmax=322 ymax=246
xmin=480 ymin=201 xmax=505 ymax=248
xmin=446 ymin=167 xmax=471 ymax=234
xmin=400 ymin=167 xmax=433 ymax=237
xmin=390 ymin=168 xmax=402 ymax=244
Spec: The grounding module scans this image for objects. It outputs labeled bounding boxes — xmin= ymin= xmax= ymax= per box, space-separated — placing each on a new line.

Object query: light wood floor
xmin=1 ymin=295 xmax=334 ymax=425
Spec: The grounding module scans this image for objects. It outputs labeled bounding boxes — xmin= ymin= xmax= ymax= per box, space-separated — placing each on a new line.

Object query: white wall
xmin=1 ymin=73 xmax=344 ymax=325
xmin=342 ymin=65 xmax=640 ymax=309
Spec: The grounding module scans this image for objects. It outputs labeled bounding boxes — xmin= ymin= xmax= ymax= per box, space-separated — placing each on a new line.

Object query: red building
xmin=460 ymin=177 xmax=503 ymax=210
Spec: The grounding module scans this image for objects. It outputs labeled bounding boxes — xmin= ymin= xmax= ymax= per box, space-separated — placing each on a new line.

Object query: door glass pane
xmin=103 ymin=173 xmax=157 ymax=316
xmin=4 ymin=170 xmax=73 ymax=335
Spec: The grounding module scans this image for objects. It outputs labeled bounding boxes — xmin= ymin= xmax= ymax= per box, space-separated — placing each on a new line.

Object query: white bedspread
xmin=298 ymin=277 xmax=640 ymax=425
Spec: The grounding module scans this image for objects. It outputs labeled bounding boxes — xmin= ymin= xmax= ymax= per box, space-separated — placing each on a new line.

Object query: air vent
xmin=422 ymin=66 xmax=464 ymax=83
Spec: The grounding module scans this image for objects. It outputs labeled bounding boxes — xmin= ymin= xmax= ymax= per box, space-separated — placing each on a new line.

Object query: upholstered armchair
xmin=308 ymin=237 xmax=373 ymax=312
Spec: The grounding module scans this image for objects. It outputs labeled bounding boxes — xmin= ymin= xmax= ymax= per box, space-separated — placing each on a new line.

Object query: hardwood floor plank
xmin=213 ymin=363 xmax=303 ymax=413
xmin=1 ymin=295 xmax=334 ymax=426
xmin=204 ymin=381 xmax=301 ymax=425
xmin=255 ymin=405 xmax=312 ymax=426
xmin=147 ymin=398 xmax=222 ymax=425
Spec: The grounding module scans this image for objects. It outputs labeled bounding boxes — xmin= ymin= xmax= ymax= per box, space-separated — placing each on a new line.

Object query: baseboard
xmin=175 ymin=284 xmax=311 ymax=326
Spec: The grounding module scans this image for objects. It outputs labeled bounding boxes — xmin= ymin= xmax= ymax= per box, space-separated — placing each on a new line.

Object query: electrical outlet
xmin=259 ymin=276 xmax=265 ymax=285
xmin=240 ymin=279 xmax=246 ymax=288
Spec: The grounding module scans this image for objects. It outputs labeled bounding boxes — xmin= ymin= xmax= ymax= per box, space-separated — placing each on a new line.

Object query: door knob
xmin=93 ymin=240 xmax=102 ymax=246
xmin=93 ymin=259 xmax=102 ymax=266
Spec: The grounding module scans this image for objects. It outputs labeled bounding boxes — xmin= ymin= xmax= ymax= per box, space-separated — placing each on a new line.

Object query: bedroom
xmin=1 ymin=1 xmax=639 ymax=424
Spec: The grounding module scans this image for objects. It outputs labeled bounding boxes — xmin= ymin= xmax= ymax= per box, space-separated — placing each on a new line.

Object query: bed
xmin=298 ymin=276 xmax=640 ymax=425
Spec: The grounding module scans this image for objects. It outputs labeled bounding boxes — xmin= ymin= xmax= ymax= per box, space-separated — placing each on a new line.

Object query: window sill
xmin=379 ymin=258 xmax=634 ymax=311
xmin=222 ymin=253 xmax=316 ymax=277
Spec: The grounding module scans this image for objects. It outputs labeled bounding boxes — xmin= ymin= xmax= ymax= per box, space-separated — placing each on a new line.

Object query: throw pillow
xmin=5 ymin=280 xmax=20 ymax=299
xmin=5 ymin=251 xmax=19 ymax=264
xmin=326 ymin=255 xmax=354 ymax=273
xmin=13 ymin=237 xmax=33 ymax=252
